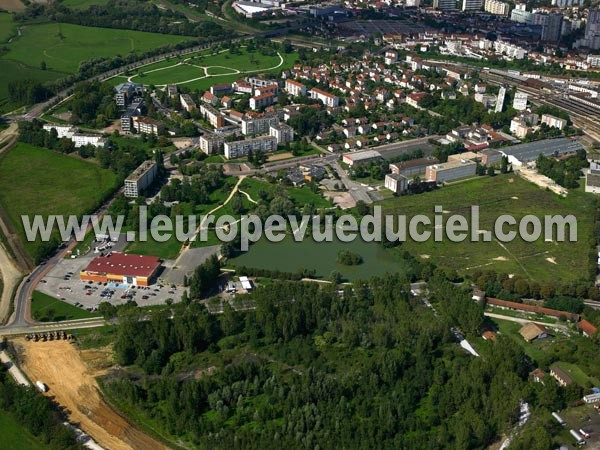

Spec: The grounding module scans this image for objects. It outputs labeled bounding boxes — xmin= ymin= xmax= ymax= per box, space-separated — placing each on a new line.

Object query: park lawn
xmin=4 ymin=22 xmax=194 ymax=74
xmin=0 ymin=143 xmax=119 ymax=259
xmin=0 ymin=409 xmax=53 ymax=450
xmin=240 ymin=177 xmax=331 ymax=208
xmin=31 ymin=291 xmax=98 ymax=322
xmin=127 ymin=47 xmax=297 ymax=87
xmin=379 ymin=174 xmax=597 ymax=283
xmin=125 ymin=234 xmax=183 ymax=260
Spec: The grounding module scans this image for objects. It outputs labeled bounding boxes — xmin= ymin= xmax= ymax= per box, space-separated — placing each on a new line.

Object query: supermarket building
xmin=80 ymin=252 xmax=161 ymax=287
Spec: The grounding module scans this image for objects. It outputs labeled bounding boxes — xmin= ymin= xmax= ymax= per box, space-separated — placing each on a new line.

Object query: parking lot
xmin=36 ymin=252 xmax=184 ymax=311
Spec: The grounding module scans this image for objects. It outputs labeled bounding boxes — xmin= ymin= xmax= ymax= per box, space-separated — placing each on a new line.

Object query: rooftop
xmin=125 ymin=161 xmax=156 ymax=183
xmin=501 ymin=138 xmax=583 ymax=162
xmin=83 ymin=252 xmax=161 ymax=278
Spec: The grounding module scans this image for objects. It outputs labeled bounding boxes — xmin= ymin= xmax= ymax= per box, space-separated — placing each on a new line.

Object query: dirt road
xmin=0 ymin=241 xmax=23 ymax=324
xmin=16 ymin=339 xmax=172 ymax=450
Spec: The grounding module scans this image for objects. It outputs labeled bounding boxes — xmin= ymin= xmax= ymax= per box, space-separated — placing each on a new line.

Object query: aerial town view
xmin=2 ymin=0 xmax=600 ymax=448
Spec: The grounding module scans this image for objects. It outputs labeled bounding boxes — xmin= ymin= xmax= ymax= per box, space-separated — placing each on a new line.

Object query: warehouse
xmin=80 ymin=252 xmax=161 ymax=287
xmin=500 ymin=138 xmax=583 ymax=166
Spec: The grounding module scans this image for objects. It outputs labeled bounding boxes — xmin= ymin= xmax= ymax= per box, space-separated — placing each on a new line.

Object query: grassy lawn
xmin=0 ymin=409 xmax=53 ymax=450
xmin=30 ymin=291 xmax=98 ymax=322
xmin=3 ymin=22 xmax=193 ymax=74
xmin=61 ymin=0 xmax=110 ymax=8
xmin=553 ymin=361 xmax=600 ymax=387
xmin=125 ymin=47 xmax=298 ymax=87
xmin=379 ymin=174 xmax=597 ymax=283
xmin=0 ymin=60 xmax=64 ymax=110
xmin=0 ymin=143 xmax=119 ymax=259
xmin=0 ymin=12 xmax=16 ymax=43
xmin=240 ymin=177 xmax=331 ymax=208
xmin=125 ymin=234 xmax=183 ymax=260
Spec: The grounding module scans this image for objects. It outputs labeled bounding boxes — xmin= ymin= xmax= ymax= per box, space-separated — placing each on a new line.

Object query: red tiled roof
xmin=83 ymin=252 xmax=160 ymax=278
xmin=487 ymin=298 xmax=580 ymax=321
xmin=578 ymin=319 xmax=598 ymax=336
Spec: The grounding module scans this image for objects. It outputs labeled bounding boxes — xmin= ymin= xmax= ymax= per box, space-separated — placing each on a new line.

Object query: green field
xmin=60 ymin=0 xmax=110 ymax=8
xmin=3 ymin=22 xmax=193 ymax=74
xmin=31 ymin=291 xmax=98 ymax=322
xmin=229 ymin=234 xmax=408 ymax=281
xmin=379 ymin=175 xmax=597 ymax=283
xmin=0 ymin=143 xmax=119 ymax=258
xmin=0 ymin=12 xmax=16 ymax=43
xmin=0 ymin=409 xmax=53 ymax=450
xmin=121 ymin=47 xmax=298 ymax=88
xmin=0 ymin=60 xmax=64 ymax=111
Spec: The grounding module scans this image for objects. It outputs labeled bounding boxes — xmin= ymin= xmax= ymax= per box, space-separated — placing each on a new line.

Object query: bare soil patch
xmin=16 ymin=339 xmax=171 ymax=450
xmin=0 ymin=0 xmax=25 ymax=11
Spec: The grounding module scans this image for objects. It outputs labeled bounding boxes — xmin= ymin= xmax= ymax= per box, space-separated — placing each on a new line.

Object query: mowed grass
xmin=126 ymin=47 xmax=298 ymax=87
xmin=379 ymin=175 xmax=597 ymax=283
xmin=4 ymin=22 xmax=194 ymax=74
xmin=0 ymin=143 xmax=119 ymax=258
xmin=0 ymin=409 xmax=53 ymax=450
xmin=31 ymin=291 xmax=97 ymax=322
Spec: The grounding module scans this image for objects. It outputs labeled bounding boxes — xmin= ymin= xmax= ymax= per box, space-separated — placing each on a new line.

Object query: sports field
xmin=3 ymin=22 xmax=193 ymax=74
xmin=0 ymin=143 xmax=119 ymax=258
xmin=110 ymin=47 xmax=298 ymax=90
xmin=379 ymin=175 xmax=597 ymax=283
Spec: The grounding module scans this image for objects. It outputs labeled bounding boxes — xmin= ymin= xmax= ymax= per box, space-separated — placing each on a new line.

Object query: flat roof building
xmin=500 ymin=138 xmax=583 ymax=165
xmin=425 ymin=159 xmax=477 ymax=183
xmin=224 ymin=136 xmax=277 ymax=159
xmin=80 ymin=252 xmax=160 ymax=287
xmin=342 ymin=150 xmax=382 ymax=166
xmin=124 ymin=161 xmax=157 ymax=198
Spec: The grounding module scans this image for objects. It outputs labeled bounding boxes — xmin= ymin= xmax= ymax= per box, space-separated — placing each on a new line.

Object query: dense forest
xmin=99 ymin=272 xmax=544 ymax=449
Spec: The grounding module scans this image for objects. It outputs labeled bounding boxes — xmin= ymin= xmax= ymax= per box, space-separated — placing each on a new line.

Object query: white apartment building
xmin=308 ymin=88 xmax=339 ymax=107
xmin=72 ymin=134 xmax=107 ymax=148
xmin=124 ymin=161 xmax=157 ymax=198
xmin=199 ymin=133 xmax=225 ymax=155
xmin=241 ymin=113 xmax=280 ymax=135
xmin=484 ymin=0 xmax=509 ymax=15
xmin=224 ymin=136 xmax=278 ymax=159
xmin=269 ymin=123 xmax=294 ymax=144
xmin=284 ymin=79 xmax=307 ymax=97
xmin=43 ymin=124 xmax=75 ymax=139
xmin=513 ymin=91 xmax=529 ymax=111
xmin=541 ymin=114 xmax=567 ymax=130
xmin=494 ymin=41 xmax=527 ymax=59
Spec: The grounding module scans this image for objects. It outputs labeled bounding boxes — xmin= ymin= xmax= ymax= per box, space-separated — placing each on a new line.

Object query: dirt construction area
xmin=15 ymin=338 xmax=170 ymax=450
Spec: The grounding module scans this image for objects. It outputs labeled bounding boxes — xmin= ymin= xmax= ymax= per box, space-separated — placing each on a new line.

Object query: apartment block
xmin=224 ymin=136 xmax=278 ymax=159
xmin=199 ymin=103 xmax=225 ymax=129
xmin=124 ymin=161 xmax=157 ymax=198
xmin=241 ymin=112 xmax=280 ymax=135
xmin=541 ymin=114 xmax=567 ymax=130
xmin=309 ymin=88 xmax=339 ymax=107
xmin=199 ymin=133 xmax=225 ymax=155
xmin=285 ymin=79 xmax=307 ymax=97
xmin=269 ymin=123 xmax=295 ymax=144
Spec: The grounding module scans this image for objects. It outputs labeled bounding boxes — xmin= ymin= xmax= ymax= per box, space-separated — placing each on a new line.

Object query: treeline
xmin=7 ymin=79 xmax=52 ymax=105
xmin=0 ymin=365 xmax=83 ymax=450
xmin=188 ymin=254 xmax=221 ymax=299
xmin=230 ymin=265 xmax=316 ymax=280
xmin=536 ymin=150 xmax=588 ymax=189
xmin=17 ymin=0 xmax=228 ymax=39
xmin=160 ymin=165 xmax=225 ymax=204
xmin=101 ymin=274 xmax=530 ymax=449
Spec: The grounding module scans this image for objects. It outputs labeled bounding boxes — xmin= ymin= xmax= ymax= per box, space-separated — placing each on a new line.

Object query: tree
xmin=40 ymin=60 xmax=47 ymax=70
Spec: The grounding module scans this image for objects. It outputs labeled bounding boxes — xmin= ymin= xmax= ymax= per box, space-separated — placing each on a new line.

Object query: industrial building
xmin=500 ymin=138 xmax=583 ymax=165
xmin=342 ymin=150 xmax=382 ymax=167
xmin=425 ymin=159 xmax=477 ymax=183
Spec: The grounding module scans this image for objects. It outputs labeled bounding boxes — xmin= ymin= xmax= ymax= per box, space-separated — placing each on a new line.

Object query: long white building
xmin=224 ymin=136 xmax=278 ymax=159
